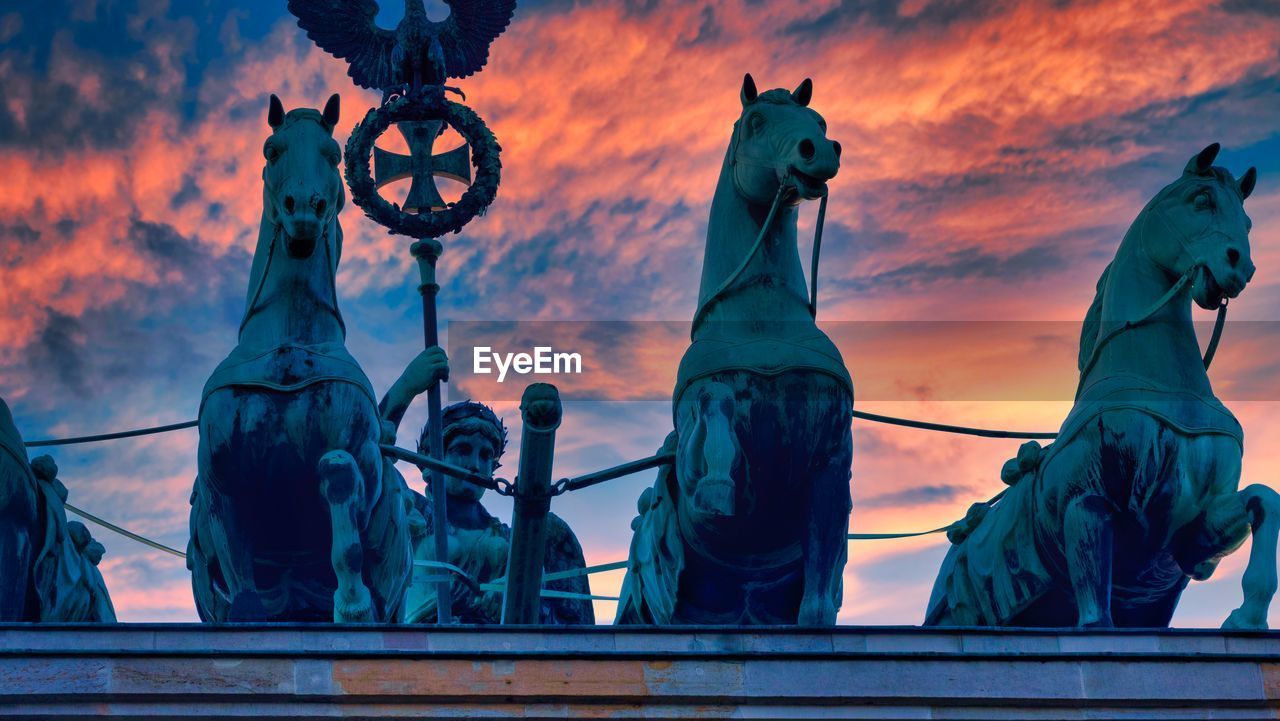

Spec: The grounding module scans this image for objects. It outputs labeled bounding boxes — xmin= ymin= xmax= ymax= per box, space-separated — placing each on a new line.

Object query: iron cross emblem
xmin=374 ymin=120 xmax=472 ymax=213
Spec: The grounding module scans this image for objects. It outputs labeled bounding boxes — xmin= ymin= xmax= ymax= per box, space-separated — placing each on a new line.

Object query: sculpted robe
xmin=404 ymin=489 xmax=594 ymax=625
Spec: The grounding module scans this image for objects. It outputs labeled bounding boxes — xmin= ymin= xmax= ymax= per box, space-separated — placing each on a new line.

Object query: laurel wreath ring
xmin=344 ymin=89 xmax=501 ymax=239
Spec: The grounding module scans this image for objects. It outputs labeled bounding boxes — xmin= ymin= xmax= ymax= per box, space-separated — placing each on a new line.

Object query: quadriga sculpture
xmin=189 ymin=95 xmax=411 ymax=622
xmin=618 ymin=75 xmax=852 ymax=625
xmin=0 ymin=397 xmax=115 ymax=621
xmin=926 ymin=144 xmax=1277 ymax=628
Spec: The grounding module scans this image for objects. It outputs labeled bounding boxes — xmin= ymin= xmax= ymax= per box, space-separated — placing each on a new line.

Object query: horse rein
xmin=691 ymin=120 xmax=832 ymax=334
xmin=239 ymin=220 xmax=344 ymax=337
xmin=1075 ymin=261 xmax=1228 ymax=398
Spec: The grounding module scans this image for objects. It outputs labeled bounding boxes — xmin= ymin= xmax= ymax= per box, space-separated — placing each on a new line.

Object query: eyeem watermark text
xmin=473 ymin=346 xmax=583 ymax=382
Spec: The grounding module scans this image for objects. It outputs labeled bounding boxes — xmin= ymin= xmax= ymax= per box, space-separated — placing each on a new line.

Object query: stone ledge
xmin=0 ymin=625 xmax=1277 ymax=719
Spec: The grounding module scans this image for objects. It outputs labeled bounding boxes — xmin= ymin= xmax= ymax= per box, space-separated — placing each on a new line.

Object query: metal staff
xmin=411 ymin=237 xmax=452 ymax=624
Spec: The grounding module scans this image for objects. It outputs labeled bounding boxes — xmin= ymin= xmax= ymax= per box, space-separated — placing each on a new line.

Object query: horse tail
xmin=1077 ymin=261 xmax=1112 ymax=372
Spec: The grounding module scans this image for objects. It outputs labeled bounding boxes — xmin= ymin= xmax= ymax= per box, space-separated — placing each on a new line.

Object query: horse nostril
xmin=1227 ymin=248 xmax=1241 ymax=267
xmin=799 ymin=139 xmax=815 ymax=161
xmin=314 ymin=198 xmax=327 ymax=216
xmin=832 ymin=141 xmax=842 ymax=158
xmin=283 ymin=196 xmax=296 ymax=215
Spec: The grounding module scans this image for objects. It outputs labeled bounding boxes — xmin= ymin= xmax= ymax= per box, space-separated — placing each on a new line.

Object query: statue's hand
xmin=403 ymin=346 xmax=450 ymax=397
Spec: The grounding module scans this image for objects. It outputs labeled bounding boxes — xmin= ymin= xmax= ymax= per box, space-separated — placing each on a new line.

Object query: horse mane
xmin=277 ymin=108 xmax=332 ymax=132
xmin=1077 ymin=261 xmax=1112 ymax=371
xmin=752 ymin=88 xmax=800 ymax=106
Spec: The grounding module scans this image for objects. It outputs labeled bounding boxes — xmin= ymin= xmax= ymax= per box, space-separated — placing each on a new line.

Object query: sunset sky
xmin=1 ymin=0 xmax=1279 ymax=626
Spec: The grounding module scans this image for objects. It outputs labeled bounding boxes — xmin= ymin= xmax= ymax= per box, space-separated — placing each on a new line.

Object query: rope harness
xmin=240 ymin=221 xmax=345 ymax=337
xmin=691 ymin=116 xmax=832 ymax=333
xmin=1076 ymin=191 xmax=1233 ymax=397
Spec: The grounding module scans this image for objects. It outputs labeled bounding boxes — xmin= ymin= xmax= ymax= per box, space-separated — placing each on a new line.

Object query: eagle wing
xmin=288 ymin=0 xmax=398 ymax=90
xmin=438 ymin=0 xmax=518 ymax=80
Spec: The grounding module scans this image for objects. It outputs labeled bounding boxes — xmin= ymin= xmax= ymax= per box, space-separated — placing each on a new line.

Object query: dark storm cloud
xmin=14 ymin=218 xmax=245 ymax=407
xmin=836 ymin=245 xmax=1067 ymax=293
xmin=23 ymin=310 xmax=89 ymax=396
xmin=1222 ymin=0 xmax=1280 ymax=17
xmin=0 ymin=0 xmax=300 ymax=150
xmin=783 ymin=0 xmax=1006 ymax=38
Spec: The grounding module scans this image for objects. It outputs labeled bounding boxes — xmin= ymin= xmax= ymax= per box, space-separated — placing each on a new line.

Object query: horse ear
xmin=1240 ymin=166 xmax=1257 ymax=200
xmin=1187 ymin=142 xmax=1220 ymax=175
xmin=792 ymin=78 xmax=812 ymax=107
xmin=741 ymin=73 xmax=758 ymax=106
xmin=322 ymin=93 xmax=340 ymax=130
xmin=268 ymin=94 xmax=284 ymax=129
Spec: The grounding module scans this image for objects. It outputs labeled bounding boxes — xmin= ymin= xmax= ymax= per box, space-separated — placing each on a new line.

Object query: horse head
xmin=730 ymin=74 xmax=841 ymax=205
xmin=1139 ymin=143 xmax=1257 ymax=309
xmin=262 ymin=94 xmax=345 ymax=259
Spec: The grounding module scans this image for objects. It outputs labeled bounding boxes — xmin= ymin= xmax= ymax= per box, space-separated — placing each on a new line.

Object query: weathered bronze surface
xmin=618 ymin=76 xmax=853 ymax=626
xmin=189 ymin=96 xmax=412 ymax=623
xmin=0 ymin=398 xmax=115 ymax=622
xmin=926 ymin=145 xmax=1273 ymax=629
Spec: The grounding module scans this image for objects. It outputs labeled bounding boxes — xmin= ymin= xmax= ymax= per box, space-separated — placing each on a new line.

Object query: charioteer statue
xmin=380 ymin=351 xmax=593 ymax=625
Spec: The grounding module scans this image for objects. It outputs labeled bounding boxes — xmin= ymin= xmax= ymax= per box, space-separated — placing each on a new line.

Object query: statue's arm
xmin=379 ymin=346 xmax=450 ymax=432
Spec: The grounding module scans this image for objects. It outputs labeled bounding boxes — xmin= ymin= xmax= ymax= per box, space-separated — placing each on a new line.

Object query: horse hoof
xmin=1190 ymin=558 xmax=1221 ymax=581
xmin=335 ymin=586 xmax=375 ymax=623
xmin=1223 ymin=607 xmax=1267 ymax=630
xmin=229 ymin=591 xmax=269 ymax=622
xmin=318 ymin=450 xmax=360 ymax=504
xmin=798 ymin=596 xmax=836 ymax=626
xmin=694 ymin=480 xmax=735 ymax=516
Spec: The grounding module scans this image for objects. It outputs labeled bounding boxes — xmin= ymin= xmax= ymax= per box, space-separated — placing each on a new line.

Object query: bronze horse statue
xmin=0 ymin=398 xmax=42 ymax=620
xmin=927 ymin=144 xmax=1277 ymax=628
xmin=189 ymin=95 xmax=411 ymax=622
xmin=0 ymin=398 xmax=115 ymax=621
xmin=619 ymin=75 xmax=852 ymax=625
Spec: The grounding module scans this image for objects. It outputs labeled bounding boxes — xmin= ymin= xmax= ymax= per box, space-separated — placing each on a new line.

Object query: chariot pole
xmin=502 ymin=383 xmax=561 ymax=624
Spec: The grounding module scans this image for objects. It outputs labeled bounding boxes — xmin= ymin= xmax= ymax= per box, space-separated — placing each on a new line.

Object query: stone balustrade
xmin=1 ymin=625 xmax=1278 ymax=718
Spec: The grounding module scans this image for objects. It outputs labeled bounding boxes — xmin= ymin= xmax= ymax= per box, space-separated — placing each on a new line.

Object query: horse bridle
xmin=239 ymin=214 xmax=343 ymax=337
xmin=691 ymin=118 xmax=832 ymax=334
xmin=1075 ymin=191 xmax=1231 ymax=395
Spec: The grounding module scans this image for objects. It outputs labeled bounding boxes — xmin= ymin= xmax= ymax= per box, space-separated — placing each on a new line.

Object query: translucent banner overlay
xmin=444 ymin=320 xmax=1279 ymax=402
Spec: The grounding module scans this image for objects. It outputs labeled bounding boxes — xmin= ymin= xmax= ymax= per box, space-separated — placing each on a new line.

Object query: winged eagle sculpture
xmin=288 ymin=0 xmax=517 ymax=91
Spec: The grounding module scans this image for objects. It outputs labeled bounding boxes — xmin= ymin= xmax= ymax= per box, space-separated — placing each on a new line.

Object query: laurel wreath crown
xmin=344 ymin=87 xmax=501 ymax=239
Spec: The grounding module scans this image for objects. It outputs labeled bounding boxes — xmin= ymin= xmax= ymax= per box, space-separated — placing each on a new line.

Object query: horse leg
xmin=0 ymin=505 xmax=33 ymax=620
xmin=201 ymin=485 xmax=270 ymax=621
xmin=0 ymin=457 xmax=37 ymax=620
xmin=1064 ymin=494 xmax=1115 ymax=627
xmin=318 ymin=450 xmax=374 ymax=623
xmin=1222 ymin=485 xmax=1280 ymax=629
xmin=677 ymin=381 xmax=740 ymax=517
xmin=798 ymin=425 xmax=852 ymax=626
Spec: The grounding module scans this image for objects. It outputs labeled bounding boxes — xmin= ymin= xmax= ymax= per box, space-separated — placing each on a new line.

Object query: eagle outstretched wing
xmin=287 ymin=0 xmax=397 ymax=90
xmin=438 ymin=0 xmax=518 ymax=79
